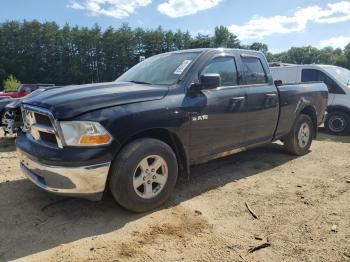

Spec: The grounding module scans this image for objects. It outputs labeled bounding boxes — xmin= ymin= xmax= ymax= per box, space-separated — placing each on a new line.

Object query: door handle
xmin=227 ymin=96 xmax=245 ymax=112
xmin=231 ymin=96 xmax=245 ymax=101
xmin=264 ymin=93 xmax=278 ymax=107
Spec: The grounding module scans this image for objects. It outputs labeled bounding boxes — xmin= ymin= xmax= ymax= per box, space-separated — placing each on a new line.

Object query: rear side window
xmin=301 ymin=69 xmax=318 ymax=82
xmin=301 ymin=69 xmax=344 ymax=94
xmin=201 ymin=57 xmax=238 ymax=86
xmin=242 ymin=57 xmax=267 ymax=85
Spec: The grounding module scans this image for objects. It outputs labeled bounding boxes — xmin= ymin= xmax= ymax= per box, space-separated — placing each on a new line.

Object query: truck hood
xmin=22 ymin=82 xmax=169 ymax=119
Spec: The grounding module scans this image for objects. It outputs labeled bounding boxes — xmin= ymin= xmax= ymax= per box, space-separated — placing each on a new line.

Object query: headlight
xmin=60 ymin=121 xmax=113 ymax=146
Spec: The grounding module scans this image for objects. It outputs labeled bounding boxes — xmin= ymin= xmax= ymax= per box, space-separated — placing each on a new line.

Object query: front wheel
xmin=325 ymin=111 xmax=350 ymax=136
xmin=109 ymin=138 xmax=178 ymax=212
xmin=284 ymin=114 xmax=314 ymax=156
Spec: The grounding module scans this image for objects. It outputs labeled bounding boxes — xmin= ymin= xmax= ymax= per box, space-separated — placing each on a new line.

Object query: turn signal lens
xmin=79 ymin=134 xmax=111 ymax=145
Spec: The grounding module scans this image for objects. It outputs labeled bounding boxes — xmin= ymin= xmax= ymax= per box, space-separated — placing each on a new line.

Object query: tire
xmin=109 ymin=138 xmax=178 ymax=212
xmin=284 ymin=114 xmax=314 ymax=156
xmin=325 ymin=111 xmax=350 ymax=136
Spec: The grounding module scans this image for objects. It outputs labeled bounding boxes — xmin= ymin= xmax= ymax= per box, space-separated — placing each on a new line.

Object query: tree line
xmin=0 ymin=20 xmax=349 ymax=89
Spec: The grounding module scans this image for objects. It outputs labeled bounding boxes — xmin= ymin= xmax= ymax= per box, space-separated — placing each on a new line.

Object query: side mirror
xmin=189 ymin=83 xmax=203 ymax=94
xmin=274 ymin=80 xmax=283 ymax=87
xmin=200 ymin=74 xmax=221 ymax=90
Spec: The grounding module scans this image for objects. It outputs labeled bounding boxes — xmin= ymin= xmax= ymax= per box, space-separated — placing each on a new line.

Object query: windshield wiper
xmin=129 ymin=80 xmax=153 ymax=85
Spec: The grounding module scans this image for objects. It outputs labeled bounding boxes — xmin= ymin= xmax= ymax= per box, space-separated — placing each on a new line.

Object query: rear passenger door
xmin=241 ymin=55 xmax=279 ymax=144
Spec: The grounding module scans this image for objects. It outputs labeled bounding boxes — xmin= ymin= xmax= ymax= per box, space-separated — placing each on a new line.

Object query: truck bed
xmin=274 ymin=82 xmax=328 ymax=139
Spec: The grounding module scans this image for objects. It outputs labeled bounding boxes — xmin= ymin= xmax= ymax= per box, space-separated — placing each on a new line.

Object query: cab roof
xmin=167 ymin=48 xmax=264 ymax=56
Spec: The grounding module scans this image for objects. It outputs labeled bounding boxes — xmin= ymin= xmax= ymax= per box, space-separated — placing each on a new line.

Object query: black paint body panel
xmin=22 ymin=82 xmax=169 ymax=120
xmin=275 ymin=83 xmax=328 ymax=138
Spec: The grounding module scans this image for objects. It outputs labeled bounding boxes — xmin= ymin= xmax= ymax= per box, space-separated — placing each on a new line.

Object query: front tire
xmin=109 ymin=138 xmax=178 ymax=212
xmin=284 ymin=114 xmax=314 ymax=156
xmin=325 ymin=111 xmax=350 ymax=136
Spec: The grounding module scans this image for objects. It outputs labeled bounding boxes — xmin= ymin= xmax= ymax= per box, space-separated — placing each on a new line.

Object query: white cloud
xmin=68 ymin=1 xmax=85 ymax=10
xmin=315 ymin=1 xmax=350 ymax=23
xmin=229 ymin=1 xmax=350 ymax=40
xmin=158 ymin=0 xmax=222 ymax=18
xmin=67 ymin=0 xmax=152 ymax=18
xmin=319 ymin=36 xmax=350 ymax=48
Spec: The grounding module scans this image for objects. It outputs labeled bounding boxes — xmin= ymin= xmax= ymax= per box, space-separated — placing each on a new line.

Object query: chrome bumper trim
xmin=19 ymin=151 xmax=110 ymax=199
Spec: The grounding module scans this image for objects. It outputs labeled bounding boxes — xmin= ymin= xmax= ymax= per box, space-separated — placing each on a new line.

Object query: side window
xmin=201 ymin=57 xmax=238 ymax=87
xmin=301 ymin=69 xmax=318 ymax=82
xmin=302 ymin=69 xmax=342 ymax=94
xmin=241 ymin=57 xmax=267 ymax=85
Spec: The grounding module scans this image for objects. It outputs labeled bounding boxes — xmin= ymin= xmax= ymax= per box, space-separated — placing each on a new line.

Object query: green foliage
xmin=248 ymin=42 xmax=269 ymax=54
xmin=0 ymin=21 xmax=349 ymax=87
xmin=269 ymin=46 xmax=350 ymax=66
xmin=213 ymin=26 xmax=240 ymax=48
xmin=0 ymin=21 xmax=198 ymax=85
xmin=3 ymin=74 xmax=20 ymax=91
xmin=190 ymin=34 xmax=211 ymax=49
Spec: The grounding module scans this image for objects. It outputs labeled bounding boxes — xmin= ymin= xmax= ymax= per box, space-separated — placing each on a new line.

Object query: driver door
xmin=186 ymin=54 xmax=249 ymax=161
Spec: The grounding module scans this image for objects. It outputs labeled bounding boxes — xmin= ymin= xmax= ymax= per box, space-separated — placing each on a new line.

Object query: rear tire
xmin=325 ymin=111 xmax=350 ymax=136
xmin=109 ymin=138 xmax=178 ymax=213
xmin=284 ymin=114 xmax=314 ymax=156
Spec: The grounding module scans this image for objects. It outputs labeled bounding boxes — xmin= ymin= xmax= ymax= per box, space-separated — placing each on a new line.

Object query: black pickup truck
xmin=16 ymin=48 xmax=328 ymax=212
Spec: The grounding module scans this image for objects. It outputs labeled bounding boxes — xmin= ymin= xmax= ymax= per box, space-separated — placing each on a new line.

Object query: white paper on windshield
xmin=174 ymin=60 xmax=192 ymax=75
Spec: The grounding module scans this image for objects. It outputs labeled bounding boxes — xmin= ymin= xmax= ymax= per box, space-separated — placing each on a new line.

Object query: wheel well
xmin=327 ymin=107 xmax=350 ymax=116
xmin=121 ymin=128 xmax=189 ymax=178
xmin=300 ymin=106 xmax=317 ymax=138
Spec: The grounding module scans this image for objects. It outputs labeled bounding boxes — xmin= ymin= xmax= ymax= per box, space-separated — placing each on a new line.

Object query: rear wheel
xmin=109 ymin=138 xmax=178 ymax=212
xmin=284 ymin=114 xmax=314 ymax=156
xmin=325 ymin=111 xmax=350 ymax=136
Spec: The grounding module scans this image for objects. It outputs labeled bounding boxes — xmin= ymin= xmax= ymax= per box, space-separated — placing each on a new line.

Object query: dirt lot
xmin=0 ymin=130 xmax=349 ymax=262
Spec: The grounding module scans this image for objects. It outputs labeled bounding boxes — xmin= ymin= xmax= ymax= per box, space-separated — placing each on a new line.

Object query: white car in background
xmin=271 ymin=64 xmax=350 ymax=135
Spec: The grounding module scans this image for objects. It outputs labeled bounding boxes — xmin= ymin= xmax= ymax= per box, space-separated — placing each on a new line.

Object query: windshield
xmin=324 ymin=66 xmax=350 ymax=86
xmin=116 ymin=52 xmax=200 ymax=85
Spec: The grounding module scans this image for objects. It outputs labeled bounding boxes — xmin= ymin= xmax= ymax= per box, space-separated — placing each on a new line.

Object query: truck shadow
xmin=316 ymin=127 xmax=350 ymax=143
xmin=0 ymin=143 xmax=296 ymax=261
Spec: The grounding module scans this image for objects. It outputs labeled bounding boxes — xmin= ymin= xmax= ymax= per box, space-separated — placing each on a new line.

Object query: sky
xmin=0 ymin=0 xmax=350 ymax=53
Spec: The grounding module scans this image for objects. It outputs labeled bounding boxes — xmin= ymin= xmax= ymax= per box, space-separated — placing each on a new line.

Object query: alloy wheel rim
xmin=133 ymin=155 xmax=168 ymax=199
xmin=298 ymin=122 xmax=310 ymax=149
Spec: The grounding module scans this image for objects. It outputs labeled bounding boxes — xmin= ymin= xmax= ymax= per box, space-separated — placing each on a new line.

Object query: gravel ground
xmin=0 ymin=130 xmax=349 ymax=262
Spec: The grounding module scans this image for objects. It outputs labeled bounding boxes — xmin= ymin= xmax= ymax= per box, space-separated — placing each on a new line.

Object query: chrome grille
xmin=35 ymin=113 xmax=53 ymax=127
xmin=22 ymin=105 xmax=63 ymax=148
